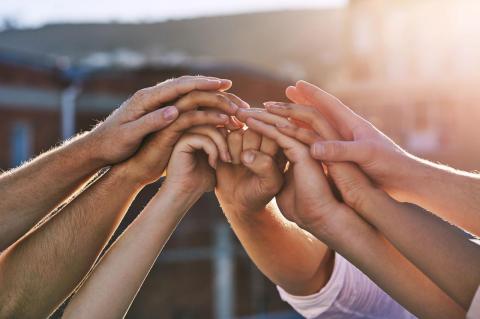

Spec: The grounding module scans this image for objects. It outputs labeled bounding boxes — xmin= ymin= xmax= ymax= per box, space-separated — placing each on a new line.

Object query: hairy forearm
xmin=63 ymin=186 xmax=202 ymax=319
xmin=397 ymin=155 xmax=480 ymax=235
xmin=0 ymin=164 xmax=140 ymax=318
xmin=308 ymin=206 xmax=465 ymax=319
xmin=221 ymin=201 xmax=333 ymax=296
xmin=0 ymin=132 xmax=106 ymax=250
xmin=360 ymin=190 xmax=480 ymax=310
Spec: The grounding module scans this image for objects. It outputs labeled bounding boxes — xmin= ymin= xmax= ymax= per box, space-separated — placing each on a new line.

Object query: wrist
xmin=109 ymin=162 xmax=149 ymax=190
xmin=72 ymin=131 xmax=110 ymax=168
xmin=156 ymin=184 xmax=204 ymax=213
xmin=218 ymin=197 xmax=270 ymax=223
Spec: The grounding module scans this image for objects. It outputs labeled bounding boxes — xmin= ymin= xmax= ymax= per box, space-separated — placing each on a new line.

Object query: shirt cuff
xmin=467 ymin=285 xmax=480 ymax=319
xmin=277 ymin=252 xmax=347 ymax=319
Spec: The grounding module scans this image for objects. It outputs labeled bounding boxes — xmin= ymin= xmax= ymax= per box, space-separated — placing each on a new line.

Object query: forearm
xmin=63 ymin=186 xmax=202 ymax=319
xmin=308 ymin=206 xmax=465 ymax=319
xmin=0 ymin=164 xmax=140 ymax=318
xmin=222 ymin=201 xmax=333 ymax=296
xmin=360 ymin=190 xmax=480 ymax=309
xmin=0 ymin=132 xmax=106 ymax=250
xmin=397 ymin=155 xmax=480 ymax=235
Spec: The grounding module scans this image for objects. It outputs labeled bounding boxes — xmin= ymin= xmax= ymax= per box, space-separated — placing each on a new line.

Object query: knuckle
xmin=324 ymin=142 xmax=342 ymax=157
xmin=132 ymin=88 xmax=150 ymax=103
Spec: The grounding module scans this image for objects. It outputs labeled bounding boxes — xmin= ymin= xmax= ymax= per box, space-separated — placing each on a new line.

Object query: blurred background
xmin=1 ymin=0 xmax=480 ymax=318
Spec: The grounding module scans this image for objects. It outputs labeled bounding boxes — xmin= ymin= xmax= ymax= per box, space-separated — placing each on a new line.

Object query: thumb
xmin=310 ymin=140 xmax=369 ymax=164
xmin=241 ymin=150 xmax=283 ymax=194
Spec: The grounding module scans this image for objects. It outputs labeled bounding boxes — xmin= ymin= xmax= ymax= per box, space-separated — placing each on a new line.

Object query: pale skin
xmin=261 ymin=101 xmax=480 ymax=310
xmin=0 ymin=75 xmax=234 ymax=251
xmin=282 ymin=80 xmax=480 ymax=236
xmin=240 ymin=109 xmax=465 ymax=319
xmin=63 ymin=130 xmax=224 ymax=319
xmin=0 ymin=86 xmax=246 ymax=318
xmin=215 ymin=127 xmax=334 ymax=296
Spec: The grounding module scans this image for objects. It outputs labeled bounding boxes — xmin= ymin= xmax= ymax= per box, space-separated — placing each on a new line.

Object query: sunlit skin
xmin=0 ymin=75 xmax=233 ymax=252
xmin=0 ymin=77 xmax=243 ymax=318
xmin=249 ymin=80 xmax=480 ymax=310
xmin=215 ymin=127 xmax=334 ymax=296
xmin=284 ymin=80 xmax=480 ymax=236
xmin=238 ymin=107 xmax=465 ymax=318
xmin=63 ymin=130 xmax=224 ymax=319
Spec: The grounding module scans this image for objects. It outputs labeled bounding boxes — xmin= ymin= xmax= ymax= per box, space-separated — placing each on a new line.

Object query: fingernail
xmin=242 ymin=151 xmax=255 ymax=164
xmin=275 ymin=122 xmax=290 ymax=129
xmin=162 ymin=106 xmax=178 ymax=121
xmin=312 ymin=143 xmax=325 ymax=156
xmin=232 ymin=117 xmax=244 ymax=128
xmin=207 ymin=79 xmax=222 ymax=85
xmin=265 ymin=102 xmax=286 ymax=110
xmin=210 ymin=160 xmax=217 ymax=169
xmin=224 ymin=152 xmax=232 ymax=163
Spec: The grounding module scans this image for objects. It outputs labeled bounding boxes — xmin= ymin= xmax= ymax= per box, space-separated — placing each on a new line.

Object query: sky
xmin=0 ymin=0 xmax=347 ymax=28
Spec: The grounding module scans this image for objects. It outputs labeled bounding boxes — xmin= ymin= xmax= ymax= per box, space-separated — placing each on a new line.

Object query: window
xmin=10 ymin=121 xmax=32 ymax=167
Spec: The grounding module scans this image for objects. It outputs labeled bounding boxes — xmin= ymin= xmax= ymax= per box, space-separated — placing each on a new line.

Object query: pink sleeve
xmin=277 ymin=253 xmax=416 ymax=319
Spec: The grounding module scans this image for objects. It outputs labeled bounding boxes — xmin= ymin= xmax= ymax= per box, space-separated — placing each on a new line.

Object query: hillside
xmin=0 ymin=9 xmax=346 ymax=83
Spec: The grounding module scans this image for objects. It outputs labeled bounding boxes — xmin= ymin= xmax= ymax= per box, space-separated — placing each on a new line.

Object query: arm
xmin=0 ymin=76 xmax=233 ymax=251
xmin=0 ymin=90 xmax=235 ymax=318
xmin=259 ymin=99 xmax=480 ymax=308
xmin=281 ymin=80 xmax=480 ymax=235
xmin=357 ymin=190 xmax=480 ymax=310
xmin=0 ymin=164 xmax=141 ymax=318
xmin=224 ymin=203 xmax=333 ymax=296
xmin=244 ymin=114 xmax=465 ymax=319
xmin=215 ymin=128 xmax=333 ymax=296
xmin=63 ymin=130 xmax=223 ymax=318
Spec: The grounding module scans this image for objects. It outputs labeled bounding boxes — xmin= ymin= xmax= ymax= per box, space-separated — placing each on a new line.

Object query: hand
xmin=85 ymin=75 xmax=234 ymax=165
xmin=163 ymin=127 xmax=226 ymax=195
xmin=276 ymin=80 xmax=417 ymax=197
xmin=243 ymin=115 xmax=347 ymax=234
xmin=215 ymin=128 xmax=283 ymax=215
xmin=118 ymin=90 xmax=249 ymax=186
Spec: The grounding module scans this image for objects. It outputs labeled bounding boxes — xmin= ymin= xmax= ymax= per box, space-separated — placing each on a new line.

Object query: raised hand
xmin=62 ymin=132 xmax=226 ymax=319
xmin=278 ymin=80 xmax=414 ymax=198
xmin=164 ymin=126 xmax=227 ymax=194
xmin=215 ymin=127 xmax=283 ymax=215
xmin=240 ymin=111 xmax=465 ymax=319
xmin=118 ymin=90 xmax=249 ymax=186
xmin=268 ymin=81 xmax=480 ymax=235
xmin=86 ymin=75 xmax=234 ymax=166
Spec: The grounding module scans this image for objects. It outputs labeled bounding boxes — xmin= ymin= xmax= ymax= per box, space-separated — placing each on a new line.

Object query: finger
xmin=295 ymin=80 xmax=363 ymax=138
xmin=223 ymin=92 xmax=250 ymax=109
xmin=310 ymin=140 xmax=371 ymax=164
xmin=126 ymin=105 xmax=179 ymax=139
xmin=275 ymin=122 xmax=321 ymax=145
xmin=245 ymin=118 xmax=308 ymax=164
xmin=188 ymin=126 xmax=231 ymax=163
xmin=175 ymin=90 xmax=240 ymax=115
xmin=168 ymin=111 xmax=230 ymax=136
xmin=264 ymin=102 xmax=341 ymax=140
xmin=242 ymin=129 xmax=262 ymax=151
xmin=236 ymin=108 xmax=291 ymax=127
xmin=177 ymin=133 xmax=219 ymax=169
xmin=259 ymin=136 xmax=278 ymax=157
xmin=131 ymin=76 xmax=231 ymax=113
xmin=285 ymin=86 xmax=311 ymax=105
xmin=241 ymin=150 xmax=283 ymax=195
xmin=227 ymin=129 xmax=243 ymax=164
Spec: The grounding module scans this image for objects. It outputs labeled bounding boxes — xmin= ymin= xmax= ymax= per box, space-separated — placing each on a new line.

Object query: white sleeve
xmin=277 ymin=252 xmax=417 ymax=319
xmin=467 ymin=285 xmax=480 ymax=319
